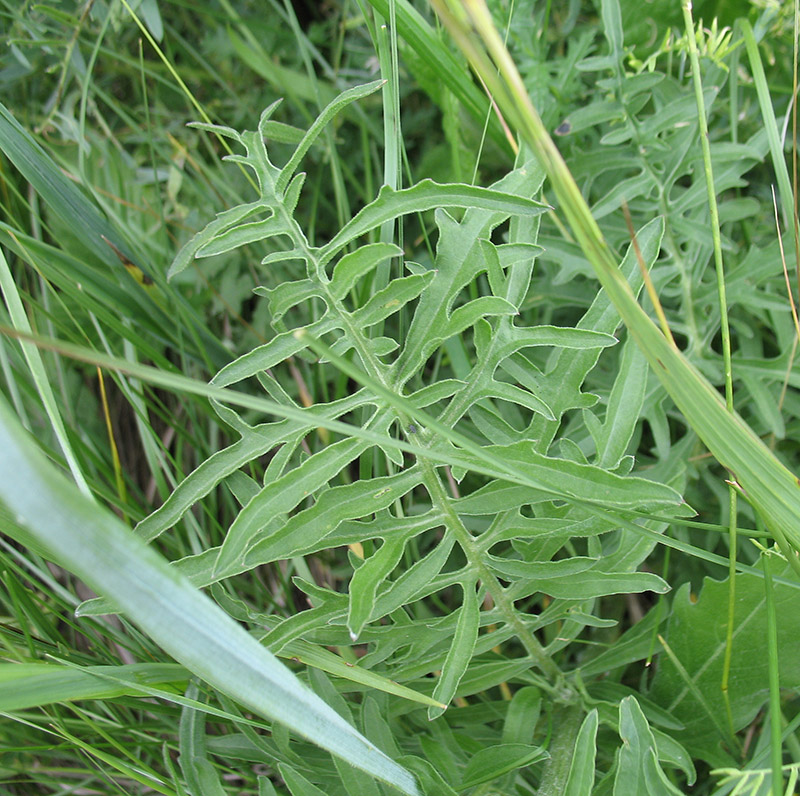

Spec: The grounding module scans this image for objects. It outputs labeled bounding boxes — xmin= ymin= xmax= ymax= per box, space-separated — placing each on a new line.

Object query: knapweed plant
xmin=0 ymin=0 xmax=799 ymax=794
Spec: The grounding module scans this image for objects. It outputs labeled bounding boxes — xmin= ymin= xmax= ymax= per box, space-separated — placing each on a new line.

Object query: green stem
xmin=536 ymin=703 xmax=583 ymax=796
xmin=763 ymin=549 xmax=784 ymax=796
xmin=419 ymin=458 xmax=564 ymax=686
xmin=681 ymin=1 xmax=739 ymax=738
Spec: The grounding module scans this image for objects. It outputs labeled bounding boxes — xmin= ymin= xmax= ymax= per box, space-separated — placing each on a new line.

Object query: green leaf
xmin=0 ymin=398 xmax=420 ymax=796
xmin=254 ymin=279 xmax=324 ymax=324
xmin=277 ymin=80 xmax=385 ymax=192
xmin=213 ymin=436 xmax=380 ymax=578
xmin=585 ymin=337 xmax=648 ymax=469
xmin=246 ymin=467 xmax=425 ymax=572
xmin=649 ymin=556 xmax=800 ymax=764
xmin=614 ymin=697 xmax=683 ymax=796
xmin=168 ymin=201 xmax=266 ymax=278
xmin=501 ymin=687 xmax=542 ymax=745
xmin=137 ymin=0 xmax=163 ymax=41
xmin=0 ymin=249 xmax=91 ymax=497
xmin=564 ymin=709 xmax=599 ymax=796
xmin=491 ymin=557 xmax=669 ymax=601
xmin=398 ymin=757 xmax=459 ymax=796
xmin=279 ymin=763 xmax=327 ymax=796
xmin=460 ymin=743 xmax=548 ymax=789
xmin=322 ymin=180 xmax=548 ymax=260
xmin=441 ymin=295 xmax=517 ymax=336
xmin=179 ymin=681 xmax=227 ymax=796
xmin=352 ymin=272 xmax=435 ymax=327
xmin=195 ymin=212 xmax=290 ymax=258
xmin=429 ymin=581 xmax=480 ymax=719
xmin=372 ymin=532 xmax=455 ymax=620
xmin=434 ymin=6 xmax=800 ymax=569
xmin=347 ymin=535 xmax=408 ymax=640
xmin=476 ymin=441 xmax=686 ymax=511
xmin=0 ymin=663 xmax=187 ymax=711
xmin=578 ymin=604 xmax=668 ymax=679
xmin=330 ymin=243 xmax=404 ymax=299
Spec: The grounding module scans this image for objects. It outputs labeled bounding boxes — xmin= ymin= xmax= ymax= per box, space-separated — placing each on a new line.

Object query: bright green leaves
xmin=94 ymin=73 xmax=707 ymax=794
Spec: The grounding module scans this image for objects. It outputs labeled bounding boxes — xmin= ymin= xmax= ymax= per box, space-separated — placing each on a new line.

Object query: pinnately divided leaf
xmin=58 ymin=78 xmax=704 ymax=794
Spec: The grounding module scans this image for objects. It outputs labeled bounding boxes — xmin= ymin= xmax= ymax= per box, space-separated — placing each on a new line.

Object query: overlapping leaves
xmin=80 ymin=80 xmax=689 ymax=760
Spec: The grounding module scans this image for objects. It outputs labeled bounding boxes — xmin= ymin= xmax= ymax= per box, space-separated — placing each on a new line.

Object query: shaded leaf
xmin=460 ymin=743 xmax=548 ymax=789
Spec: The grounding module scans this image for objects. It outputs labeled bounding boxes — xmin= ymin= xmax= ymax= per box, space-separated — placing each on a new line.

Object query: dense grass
xmin=1 ymin=1 xmax=799 ymax=794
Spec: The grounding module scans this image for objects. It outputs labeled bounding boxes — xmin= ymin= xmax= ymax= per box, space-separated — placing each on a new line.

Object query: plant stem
xmin=681 ymin=1 xmax=740 ymax=737
xmin=419 ymin=457 xmax=564 ymax=687
xmin=763 ymin=549 xmax=784 ymax=796
xmin=536 ymin=702 xmax=582 ymax=795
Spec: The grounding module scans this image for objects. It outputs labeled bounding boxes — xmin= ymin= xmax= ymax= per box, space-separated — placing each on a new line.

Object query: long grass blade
xmin=0 ymin=397 xmax=421 ymax=796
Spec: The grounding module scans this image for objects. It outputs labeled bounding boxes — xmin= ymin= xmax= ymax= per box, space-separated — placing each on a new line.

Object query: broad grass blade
xmin=0 ymin=398 xmax=420 ymax=796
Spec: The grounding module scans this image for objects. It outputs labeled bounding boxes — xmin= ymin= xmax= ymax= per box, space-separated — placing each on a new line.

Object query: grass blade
xmin=0 ymin=396 xmax=421 ymax=796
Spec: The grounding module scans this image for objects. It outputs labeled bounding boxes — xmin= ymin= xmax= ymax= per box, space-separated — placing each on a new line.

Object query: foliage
xmin=0 ymin=0 xmax=799 ymax=794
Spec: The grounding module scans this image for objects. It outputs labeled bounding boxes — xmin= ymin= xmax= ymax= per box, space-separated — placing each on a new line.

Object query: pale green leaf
xmin=213 ymin=435 xmax=379 ymax=578
xmin=322 ymin=180 xmax=548 ymax=261
xmin=195 ymin=212 xmax=290 ymax=258
xmin=169 ymin=201 xmax=265 ymax=278
xmin=347 ymin=535 xmax=408 ymax=640
xmin=253 ymin=279 xmax=323 ymax=323
xmin=614 ymin=697 xmax=683 ymax=796
xmin=352 ymin=272 xmax=435 ymax=327
xmin=279 ymin=763 xmax=327 ymax=796
xmin=501 ymin=687 xmax=542 ymax=745
xmin=564 ymin=709 xmax=599 ymax=796
xmin=277 ymin=80 xmax=385 ymax=192
xmin=429 ymin=581 xmax=480 ymax=719
xmin=0 ymin=399 xmax=420 ymax=796
xmin=330 ymin=243 xmax=404 ymax=300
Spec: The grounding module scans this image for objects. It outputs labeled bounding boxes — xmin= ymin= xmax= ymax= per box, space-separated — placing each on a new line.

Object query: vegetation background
xmin=1 ymin=0 xmax=799 ymax=794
